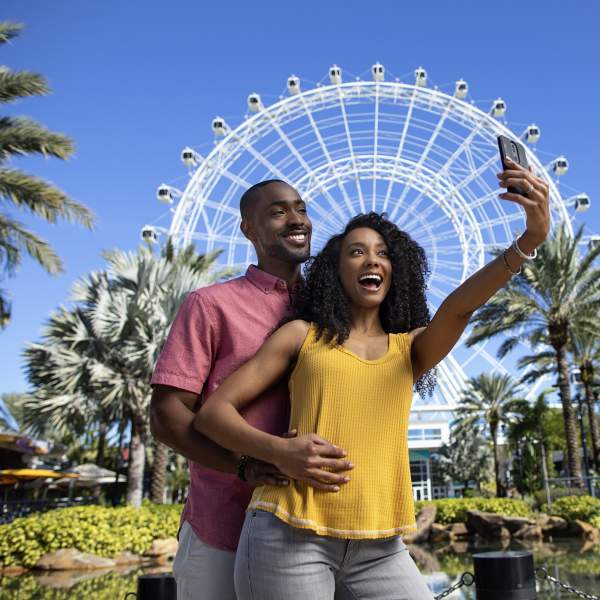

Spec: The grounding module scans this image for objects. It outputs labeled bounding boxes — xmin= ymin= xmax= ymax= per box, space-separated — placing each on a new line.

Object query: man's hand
xmin=272 ymin=433 xmax=354 ymax=492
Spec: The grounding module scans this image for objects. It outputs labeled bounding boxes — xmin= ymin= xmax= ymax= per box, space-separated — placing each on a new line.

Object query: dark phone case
xmin=497 ymin=135 xmax=529 ymax=195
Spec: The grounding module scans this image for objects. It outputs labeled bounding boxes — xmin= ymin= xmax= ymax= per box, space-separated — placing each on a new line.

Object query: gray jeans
xmin=235 ymin=510 xmax=434 ymax=600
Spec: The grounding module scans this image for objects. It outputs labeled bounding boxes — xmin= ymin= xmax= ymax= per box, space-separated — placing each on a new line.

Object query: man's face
xmin=242 ymin=182 xmax=312 ymax=264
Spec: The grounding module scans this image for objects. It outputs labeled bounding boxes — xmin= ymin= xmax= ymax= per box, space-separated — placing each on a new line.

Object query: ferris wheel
xmin=145 ymin=63 xmax=592 ymax=408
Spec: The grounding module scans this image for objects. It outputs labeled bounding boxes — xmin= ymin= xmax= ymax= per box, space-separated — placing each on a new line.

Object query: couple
xmin=151 ymin=164 xmax=549 ymax=599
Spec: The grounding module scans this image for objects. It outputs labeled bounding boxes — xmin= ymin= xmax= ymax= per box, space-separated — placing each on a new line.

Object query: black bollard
xmin=472 ymin=551 xmax=536 ymax=600
xmin=125 ymin=573 xmax=177 ymax=600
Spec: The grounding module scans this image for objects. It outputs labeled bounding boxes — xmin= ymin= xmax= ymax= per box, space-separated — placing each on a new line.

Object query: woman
xmin=194 ymin=158 xmax=549 ymax=599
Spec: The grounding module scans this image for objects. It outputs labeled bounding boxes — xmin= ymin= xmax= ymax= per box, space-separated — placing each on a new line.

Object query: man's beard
xmin=265 ymin=242 xmax=310 ymax=264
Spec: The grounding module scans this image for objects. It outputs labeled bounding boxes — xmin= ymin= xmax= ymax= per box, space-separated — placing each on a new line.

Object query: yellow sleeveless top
xmin=248 ymin=323 xmax=417 ymax=539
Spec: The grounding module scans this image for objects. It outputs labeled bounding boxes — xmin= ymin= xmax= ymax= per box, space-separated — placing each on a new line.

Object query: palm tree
xmin=467 ymin=225 xmax=600 ymax=484
xmin=23 ymin=243 xmax=232 ymax=506
xmin=453 ymin=373 xmax=524 ymax=497
xmin=0 ymin=22 xmax=94 ymax=327
xmin=433 ymin=428 xmax=492 ymax=496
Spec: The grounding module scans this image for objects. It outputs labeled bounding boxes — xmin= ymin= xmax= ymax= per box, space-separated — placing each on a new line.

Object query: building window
xmin=408 ymin=427 xmax=442 ymax=441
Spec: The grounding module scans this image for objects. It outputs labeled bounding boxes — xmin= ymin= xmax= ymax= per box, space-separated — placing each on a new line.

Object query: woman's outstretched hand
xmin=497 ymin=156 xmax=550 ymax=248
xmin=272 ymin=433 xmax=353 ymax=492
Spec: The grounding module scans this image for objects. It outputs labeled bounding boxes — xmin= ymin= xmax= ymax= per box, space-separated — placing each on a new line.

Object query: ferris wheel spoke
xmin=261 ymin=116 xmax=352 ymax=223
xmin=382 ymin=87 xmax=418 ymax=213
xmin=393 ymin=93 xmax=455 ymax=211
xmin=372 ymin=82 xmax=381 ymax=211
xmin=390 ymin=112 xmax=491 ymax=221
xmin=336 ymin=88 xmax=367 ymax=212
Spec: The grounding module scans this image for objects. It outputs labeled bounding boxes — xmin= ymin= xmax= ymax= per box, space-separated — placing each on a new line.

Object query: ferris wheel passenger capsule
xmin=573 ymin=193 xmax=591 ymax=212
xmin=491 ymin=98 xmax=506 ymax=117
xmin=552 ymin=156 xmax=569 ymax=176
xmin=414 ymin=67 xmax=427 ymax=87
xmin=181 ymin=147 xmax=201 ymax=167
xmin=212 ymin=117 xmax=227 ymax=136
xmin=247 ymin=93 xmax=262 ymax=113
xmin=454 ymin=79 xmax=468 ymax=98
xmin=287 ymin=76 xmax=300 ymax=94
xmin=524 ymin=123 xmax=541 ymax=144
xmin=329 ymin=65 xmax=342 ymax=84
xmin=156 ymin=184 xmax=173 ymax=204
xmin=372 ymin=62 xmax=385 ymax=82
xmin=141 ymin=225 xmax=158 ymax=244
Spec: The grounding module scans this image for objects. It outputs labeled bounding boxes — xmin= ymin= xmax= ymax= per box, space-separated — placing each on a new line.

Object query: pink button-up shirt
xmin=151 ymin=265 xmax=294 ymax=551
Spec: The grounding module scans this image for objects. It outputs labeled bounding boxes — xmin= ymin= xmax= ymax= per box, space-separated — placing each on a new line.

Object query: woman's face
xmin=338 ymin=227 xmax=392 ymax=309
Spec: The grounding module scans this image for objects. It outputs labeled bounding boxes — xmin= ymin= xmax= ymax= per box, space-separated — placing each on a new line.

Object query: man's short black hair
xmin=239 ymin=179 xmax=288 ymax=221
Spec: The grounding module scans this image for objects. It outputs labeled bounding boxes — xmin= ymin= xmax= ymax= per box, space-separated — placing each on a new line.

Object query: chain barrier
xmin=535 ymin=566 xmax=600 ymax=600
xmin=433 ymin=572 xmax=474 ymax=599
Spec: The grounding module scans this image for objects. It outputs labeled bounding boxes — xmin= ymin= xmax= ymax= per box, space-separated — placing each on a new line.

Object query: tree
xmin=453 ymin=373 xmax=524 ymax=497
xmin=433 ymin=428 xmax=492 ymax=495
xmin=23 ymin=243 xmax=232 ymax=506
xmin=467 ymin=225 xmax=600 ymax=484
xmin=0 ymin=22 xmax=94 ymax=327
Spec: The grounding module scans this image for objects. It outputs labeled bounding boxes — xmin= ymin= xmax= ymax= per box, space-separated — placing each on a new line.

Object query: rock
xmin=499 ymin=515 xmax=536 ymax=534
xmin=466 ymin=510 xmax=515 ymax=540
xmin=449 ymin=541 xmax=469 ymax=554
xmin=513 ymin=524 xmax=543 ymax=542
xmin=114 ymin=551 xmax=144 ymax=566
xmin=143 ymin=538 xmax=178 ymax=558
xmin=570 ymin=520 xmax=600 ymax=542
xmin=447 ymin=522 xmax=469 ymax=541
xmin=35 ymin=548 xmax=116 ymax=571
xmin=2 ymin=565 xmax=27 ymax=576
xmin=403 ymin=505 xmax=437 ymax=545
xmin=541 ymin=515 xmax=568 ymax=537
xmin=429 ymin=523 xmax=450 ymax=543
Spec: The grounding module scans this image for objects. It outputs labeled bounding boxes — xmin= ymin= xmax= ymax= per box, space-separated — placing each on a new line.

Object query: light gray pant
xmin=234 ymin=510 xmax=434 ymax=600
xmin=172 ymin=520 xmax=236 ymax=600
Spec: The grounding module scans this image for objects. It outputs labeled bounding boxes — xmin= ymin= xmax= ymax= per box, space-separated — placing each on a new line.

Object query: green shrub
xmin=0 ymin=503 xmax=182 ymax=568
xmin=543 ymin=495 xmax=600 ymax=525
xmin=415 ymin=498 xmax=532 ymax=524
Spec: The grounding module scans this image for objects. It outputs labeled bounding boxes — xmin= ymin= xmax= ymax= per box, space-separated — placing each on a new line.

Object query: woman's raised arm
xmin=410 ymin=158 xmax=550 ymax=380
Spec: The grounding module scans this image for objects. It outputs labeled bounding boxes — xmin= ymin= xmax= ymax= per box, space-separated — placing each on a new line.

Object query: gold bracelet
xmin=502 ymin=250 xmax=522 ymax=276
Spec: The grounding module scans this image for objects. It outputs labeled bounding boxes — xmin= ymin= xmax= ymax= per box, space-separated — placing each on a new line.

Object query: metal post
xmin=576 ymin=393 xmax=593 ymax=495
xmin=125 ymin=574 xmax=176 ymax=600
xmin=472 ymin=551 xmax=535 ymax=599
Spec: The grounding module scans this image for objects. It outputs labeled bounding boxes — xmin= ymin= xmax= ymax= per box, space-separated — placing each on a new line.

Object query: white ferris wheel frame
xmin=160 ymin=72 xmax=579 ymax=410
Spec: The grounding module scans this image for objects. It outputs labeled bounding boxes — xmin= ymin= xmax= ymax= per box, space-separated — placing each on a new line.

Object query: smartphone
xmin=497 ymin=135 xmax=529 ymax=195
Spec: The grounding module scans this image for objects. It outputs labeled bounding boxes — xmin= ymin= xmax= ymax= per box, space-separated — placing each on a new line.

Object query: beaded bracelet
xmin=502 ymin=250 xmax=522 ymax=276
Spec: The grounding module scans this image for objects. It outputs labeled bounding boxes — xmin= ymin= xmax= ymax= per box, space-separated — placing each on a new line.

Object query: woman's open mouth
xmin=358 ymin=273 xmax=383 ymax=291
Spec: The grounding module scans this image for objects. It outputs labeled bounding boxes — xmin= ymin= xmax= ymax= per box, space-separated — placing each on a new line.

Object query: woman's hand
xmin=497 ymin=156 xmax=550 ymax=249
xmin=272 ymin=433 xmax=354 ymax=492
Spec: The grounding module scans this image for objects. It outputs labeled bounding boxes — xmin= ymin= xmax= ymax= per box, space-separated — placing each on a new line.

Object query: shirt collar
xmin=245 ymin=265 xmax=302 ymax=295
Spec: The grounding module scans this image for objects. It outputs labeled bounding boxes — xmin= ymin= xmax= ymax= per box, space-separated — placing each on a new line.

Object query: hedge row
xmin=0 ymin=503 xmax=182 ymax=568
xmin=414 ymin=497 xmax=532 ymax=524
xmin=542 ymin=495 xmax=600 ymax=528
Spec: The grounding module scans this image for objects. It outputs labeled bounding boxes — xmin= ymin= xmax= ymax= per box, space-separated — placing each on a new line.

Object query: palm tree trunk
xmin=490 ymin=423 xmax=504 ymax=497
xmin=583 ymin=380 xmax=600 ymax=473
xmin=555 ymin=344 xmax=582 ymax=484
xmin=150 ymin=440 xmax=170 ymax=504
xmin=95 ymin=420 xmax=108 ymax=468
xmin=126 ymin=415 xmax=146 ymax=507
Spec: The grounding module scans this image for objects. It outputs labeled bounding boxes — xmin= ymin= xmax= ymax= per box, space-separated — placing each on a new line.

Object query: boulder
xmin=114 ymin=551 xmax=144 ymax=566
xmin=513 ymin=524 xmax=543 ymax=542
xmin=429 ymin=523 xmax=450 ymax=543
xmin=447 ymin=522 xmax=469 ymax=541
xmin=541 ymin=515 xmax=568 ymax=537
xmin=403 ymin=504 xmax=437 ymax=545
xmin=143 ymin=538 xmax=178 ymax=559
xmin=570 ymin=520 xmax=600 ymax=542
xmin=35 ymin=548 xmax=116 ymax=571
xmin=466 ymin=510 xmax=514 ymax=540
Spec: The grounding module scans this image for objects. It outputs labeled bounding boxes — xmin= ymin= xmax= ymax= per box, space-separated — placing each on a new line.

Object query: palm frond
xmin=0 ymin=22 xmax=23 ymax=45
xmin=0 ymin=69 xmax=48 ymax=104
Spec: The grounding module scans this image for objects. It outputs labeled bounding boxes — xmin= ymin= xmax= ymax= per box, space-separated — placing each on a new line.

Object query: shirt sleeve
xmin=150 ymin=291 xmax=218 ymax=395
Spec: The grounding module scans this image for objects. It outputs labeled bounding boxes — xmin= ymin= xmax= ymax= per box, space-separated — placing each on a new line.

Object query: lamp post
xmin=575 ymin=393 xmax=593 ymax=495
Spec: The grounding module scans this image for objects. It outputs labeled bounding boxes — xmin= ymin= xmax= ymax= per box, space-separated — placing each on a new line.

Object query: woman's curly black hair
xmin=293 ymin=212 xmax=435 ymax=397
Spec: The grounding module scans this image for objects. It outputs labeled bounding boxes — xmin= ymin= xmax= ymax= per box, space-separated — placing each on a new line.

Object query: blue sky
xmin=2 ymin=1 xmax=599 ymax=393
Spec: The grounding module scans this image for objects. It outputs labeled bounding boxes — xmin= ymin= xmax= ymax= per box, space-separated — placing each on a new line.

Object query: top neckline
xmin=335 ymin=333 xmax=393 ymax=365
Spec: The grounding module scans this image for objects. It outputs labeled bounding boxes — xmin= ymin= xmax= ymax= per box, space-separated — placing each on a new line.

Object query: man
xmin=150 ymin=180 xmax=352 ymax=600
